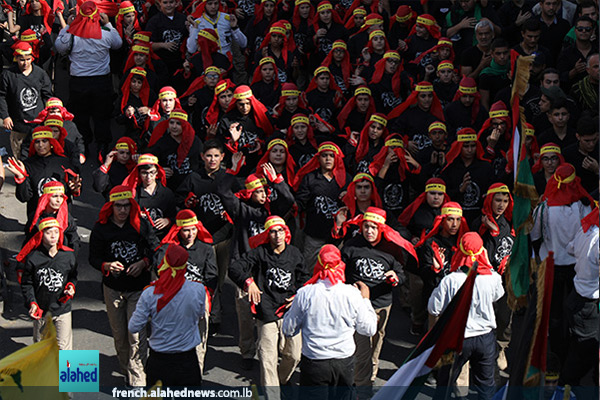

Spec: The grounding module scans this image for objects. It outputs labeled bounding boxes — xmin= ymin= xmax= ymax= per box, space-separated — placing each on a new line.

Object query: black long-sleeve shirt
xmin=89 ymin=218 xmax=159 ymax=292
xmin=229 ymin=244 xmax=309 ymax=323
xmin=472 ymin=214 xmax=515 ymax=270
xmin=135 ymin=183 xmax=176 ymax=237
xmin=149 ymin=133 xmax=203 ymax=190
xmin=21 ymin=247 xmax=77 ymax=316
xmin=155 ymin=241 xmax=218 ymax=290
xmin=92 ymin=162 xmax=131 ymax=200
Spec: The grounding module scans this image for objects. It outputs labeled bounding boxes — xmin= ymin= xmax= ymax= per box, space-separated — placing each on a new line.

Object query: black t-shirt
xmin=563 ymin=143 xmax=599 ymax=195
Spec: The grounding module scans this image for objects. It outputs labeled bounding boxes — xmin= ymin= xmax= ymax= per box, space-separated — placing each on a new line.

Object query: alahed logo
xmin=59 ymin=350 xmax=99 ymax=392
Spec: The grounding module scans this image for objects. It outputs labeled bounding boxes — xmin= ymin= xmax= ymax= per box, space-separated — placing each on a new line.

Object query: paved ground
xmin=0 ymin=133 xmax=420 ymax=399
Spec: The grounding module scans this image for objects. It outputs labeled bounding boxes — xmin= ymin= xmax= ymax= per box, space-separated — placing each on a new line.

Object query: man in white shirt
xmin=55 ymin=1 xmax=122 ymax=158
xmin=428 ymin=232 xmax=504 ymax=400
xmin=282 ymin=244 xmax=377 ymax=399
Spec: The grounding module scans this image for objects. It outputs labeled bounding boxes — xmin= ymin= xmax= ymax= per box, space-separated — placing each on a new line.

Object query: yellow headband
xmin=353 ymin=172 xmax=373 ymax=183
xmin=317 ymin=3 xmax=332 ymax=12
xmin=540 ymin=146 xmax=561 ymax=155
xmin=369 ymin=114 xmax=387 ymax=127
xmin=314 ymin=66 xmax=330 ymax=77
xmin=131 ymin=67 xmax=147 ymax=77
xmin=32 ymin=129 xmax=53 ymax=140
xmin=46 ymin=99 xmax=63 ymax=108
xmin=332 ymin=41 xmax=347 ymax=50
xmin=245 ymin=177 xmax=267 ymax=190
xmin=524 ymin=127 xmax=535 ymax=136
xmin=489 ymin=110 xmax=509 ymax=118
xmin=204 ymin=66 xmax=220 ymax=75
xmin=14 ymin=48 xmax=32 ymax=56
xmin=39 ymin=218 xmax=60 ymax=231
xmin=363 ymin=211 xmax=385 ymax=225
xmin=80 ymin=6 xmax=98 ymax=18
xmin=282 ymin=89 xmax=300 ymax=97
xmin=158 ymin=257 xmax=186 ymax=278
xmin=353 ymin=8 xmax=367 ymax=15
xmin=354 ymin=87 xmax=371 ymax=96
xmin=132 ymin=45 xmax=150 ymax=54
xmin=268 ymin=138 xmax=288 ymax=150
xmin=438 ymin=39 xmax=452 ymax=46
xmin=134 ymin=33 xmax=150 ymax=42
xmin=259 ymin=56 xmax=275 ymax=66
xmin=396 ymin=12 xmax=412 ymax=22
xmin=265 ymin=216 xmax=286 ymax=230
xmin=554 ymin=172 xmax=575 ymax=189
xmin=119 ymin=5 xmax=135 ymax=14
xmin=369 ymin=30 xmax=385 ymax=40
xmin=295 ymin=0 xmax=310 ymax=6
xmin=459 ymin=240 xmax=483 ymax=262
xmin=159 ymin=90 xmax=176 ymax=99
xmin=215 ymin=81 xmax=230 ymax=94
xmin=458 ymin=134 xmax=477 ymax=142
xmin=384 ymin=51 xmax=401 ymax=60
xmin=437 ymin=61 xmax=453 ymax=71
xmin=441 ymin=206 xmax=462 ymax=216
xmin=115 ymin=142 xmax=131 ymax=150
xmin=198 ymin=29 xmax=219 ymax=43
xmin=234 ymin=89 xmax=253 ymax=100
xmin=385 ymin=138 xmax=404 ymax=148
xmin=43 ymin=185 xmax=65 ymax=195
xmin=176 ymin=216 xmax=198 ymax=227
xmin=170 ymin=111 xmax=188 ymax=121
xmin=417 ymin=15 xmax=434 ymax=26
xmin=20 ymin=33 xmax=37 ymax=41
xmin=416 ymin=84 xmax=433 ymax=92
xmin=426 ymin=183 xmax=446 ymax=193
xmin=138 ymin=154 xmax=159 ymax=165
xmin=429 ymin=122 xmax=446 ymax=132
xmin=44 ymin=118 xmax=63 ymax=127
xmin=318 ymin=143 xmax=339 ymax=154
xmin=363 ymin=17 xmax=383 ymax=26
xmin=487 ymin=185 xmax=510 ymax=195
xmin=291 ymin=115 xmax=309 ymax=125
xmin=269 ymin=26 xmax=287 ymax=36
xmin=459 ymin=85 xmax=477 ymax=94
xmin=110 ymin=190 xmax=133 ymax=202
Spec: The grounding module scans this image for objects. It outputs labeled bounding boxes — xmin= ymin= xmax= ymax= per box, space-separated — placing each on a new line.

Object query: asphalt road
xmin=0 ymin=133 xmax=420 ymax=399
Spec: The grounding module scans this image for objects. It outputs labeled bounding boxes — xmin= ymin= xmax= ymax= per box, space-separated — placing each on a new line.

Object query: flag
xmin=0 ymin=317 xmax=68 ymax=400
xmin=506 ymin=253 xmax=554 ymax=399
xmin=373 ymin=265 xmax=478 ymax=400
xmin=505 ymin=53 xmax=538 ymax=309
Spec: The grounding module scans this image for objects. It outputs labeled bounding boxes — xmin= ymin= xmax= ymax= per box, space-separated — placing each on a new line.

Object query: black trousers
xmin=146 ymin=348 xmax=201 ymax=388
xmin=68 ymin=74 xmax=113 ymax=150
xmin=549 ymin=264 xmax=575 ymax=365
xmin=560 ymin=291 xmax=599 ymax=387
xmin=299 ymin=355 xmax=355 ymax=400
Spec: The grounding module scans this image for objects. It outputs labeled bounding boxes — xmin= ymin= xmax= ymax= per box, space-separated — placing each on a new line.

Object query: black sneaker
xmin=410 ymin=323 xmax=425 ymax=336
xmin=208 ymin=322 xmax=220 ymax=336
xmin=241 ymin=358 xmax=254 ymax=371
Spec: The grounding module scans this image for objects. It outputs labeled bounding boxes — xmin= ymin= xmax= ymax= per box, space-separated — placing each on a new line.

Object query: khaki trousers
xmin=235 ymin=287 xmax=256 ymax=359
xmin=354 ymin=304 xmax=392 ymax=386
xmin=33 ymin=311 xmax=73 ymax=350
xmin=195 ymin=304 xmax=210 ymax=374
xmin=103 ymin=285 xmax=147 ymax=387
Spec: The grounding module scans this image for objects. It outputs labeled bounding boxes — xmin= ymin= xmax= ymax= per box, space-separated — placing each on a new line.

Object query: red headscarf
xmin=123 ymin=39 xmax=157 ymax=74
xmin=251 ymin=56 xmax=280 ymax=86
xmin=355 ymin=113 xmax=389 ymax=162
xmin=442 ymin=127 xmax=487 ymax=172
xmin=370 ymin=51 xmax=403 ymax=97
xmin=452 ymin=76 xmax=480 ymax=125
xmin=122 ymin=153 xmax=167 ymax=189
xmin=194 ymin=29 xmax=221 ymax=70
xmin=31 ymin=97 xmax=74 ymax=124
xmin=369 ymin=134 xmax=419 ymax=181
xmin=531 ymin=142 xmax=564 ymax=174
xmin=313 ymin=1 xmax=342 ymax=31
xmin=226 ymin=85 xmax=273 ymax=136
xmin=12 ymin=41 xmax=33 ymax=62
xmin=254 ymin=0 xmax=278 ymax=26
xmin=344 ymin=6 xmax=366 ymax=30
xmin=147 ymin=86 xmax=182 ymax=121
xmin=120 ymin=67 xmax=150 ymax=114
xmin=341 ymin=173 xmax=382 ymax=218
xmin=248 ymin=215 xmax=292 ymax=248
xmin=153 ymin=244 xmax=188 ymax=313
xmin=542 ymin=163 xmax=595 ymax=207
xmin=449 ymin=232 xmax=492 ymax=275
xmin=28 ymin=126 xmax=65 ymax=157
xmin=305 ymin=66 xmax=343 ymax=98
xmin=345 ymin=1 xmax=380 ymax=22
xmin=258 ymin=22 xmax=290 ymax=64
xmin=68 ymin=1 xmax=102 ymax=39
xmin=272 ymin=83 xmax=307 ymax=120
xmin=147 ymin=109 xmax=195 ymax=167
xmin=407 ymin=14 xmax=440 ymax=41
xmin=180 ymin=66 xmax=222 ymax=98
xmin=348 ymin=12 xmax=382 ymax=37
xmin=97 ymin=185 xmax=142 ymax=232
xmin=321 ymin=40 xmax=352 ymax=89
xmin=479 ymin=183 xmax=514 ymax=237
xmin=18 ymin=30 xmax=40 ymax=59
xmin=292 ymin=0 xmax=315 ymax=30
xmin=477 ymin=100 xmax=512 ymax=142
xmin=161 ymin=209 xmax=213 ymax=246
xmin=390 ymin=5 xmax=416 ymax=30
xmin=581 ymin=207 xmax=599 ymax=233
xmin=286 ymin=114 xmax=317 ymax=149
xmin=25 ymin=0 xmax=53 ymax=35
xmin=206 ymin=79 xmax=235 ymax=126
xmin=337 ymin=86 xmax=375 ymax=129
xmin=115 ymin=1 xmax=140 ymax=39
xmin=357 ymin=206 xmax=418 ymax=261
xmin=398 ymin=177 xmax=450 ymax=227
xmin=416 ymin=202 xmax=468 ymax=247
xmin=304 ymin=244 xmax=346 ymax=286
xmin=412 ymin=37 xmax=454 ymax=65
xmin=387 ymin=81 xmax=444 ymax=121
xmin=366 ymin=29 xmax=389 ymax=54
xmin=256 ymin=138 xmax=296 ymax=184
xmin=109 ymin=137 xmax=138 ymax=172
xmin=235 ymin=174 xmax=271 ymax=212
xmin=17 ymin=218 xmax=72 ymax=263
xmin=292 ymin=142 xmax=346 ymax=191
xmin=30 ymin=182 xmax=69 ymax=232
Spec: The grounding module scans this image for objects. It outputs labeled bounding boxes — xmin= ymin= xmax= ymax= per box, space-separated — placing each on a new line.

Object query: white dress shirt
xmin=187 ymin=12 xmax=247 ymax=55
xmin=568 ymin=223 xmax=599 ymax=299
xmin=129 ymin=280 xmax=205 ymax=353
xmin=531 ymin=200 xmax=592 ymax=266
xmin=282 ymin=279 xmax=377 ymax=360
xmin=55 ymin=23 xmax=122 ymax=77
xmin=428 ymin=270 xmax=504 ymax=338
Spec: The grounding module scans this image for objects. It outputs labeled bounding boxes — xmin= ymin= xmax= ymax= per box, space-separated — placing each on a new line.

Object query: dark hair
xmin=549 ymin=98 xmax=569 ymax=112
xmin=578 ymin=0 xmax=598 ymax=15
xmin=490 ymin=38 xmax=509 ymax=52
xmin=138 ymin=163 xmax=157 ymax=172
xmin=577 ymin=116 xmax=599 ymax=136
xmin=574 ymin=15 xmax=595 ymax=26
xmin=541 ymin=67 xmax=559 ymax=78
xmin=203 ymin=139 xmax=224 ymax=153
xmin=521 ymin=18 xmax=541 ymax=33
